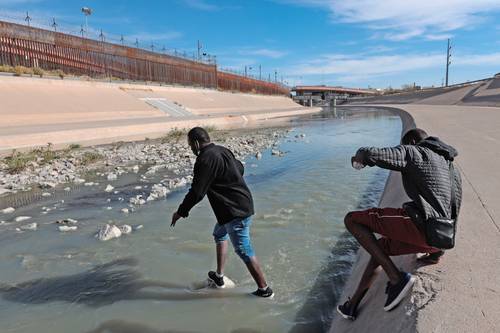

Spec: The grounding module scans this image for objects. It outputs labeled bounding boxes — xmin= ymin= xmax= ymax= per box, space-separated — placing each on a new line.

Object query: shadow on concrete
xmin=0 ymin=257 xmax=242 ymax=307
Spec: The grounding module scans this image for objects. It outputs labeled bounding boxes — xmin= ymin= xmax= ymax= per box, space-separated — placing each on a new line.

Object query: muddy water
xmin=0 ymin=107 xmax=401 ymax=333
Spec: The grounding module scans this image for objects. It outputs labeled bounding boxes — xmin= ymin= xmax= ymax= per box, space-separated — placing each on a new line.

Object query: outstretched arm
xmin=354 ymin=145 xmax=411 ymax=171
xmin=175 ymin=158 xmax=219 ymax=222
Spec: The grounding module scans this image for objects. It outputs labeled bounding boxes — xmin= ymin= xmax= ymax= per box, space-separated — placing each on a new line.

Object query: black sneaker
xmin=208 ymin=271 xmax=225 ymax=289
xmin=252 ymin=287 xmax=274 ymax=298
xmin=384 ymin=272 xmax=415 ymax=311
xmin=336 ymin=298 xmax=357 ymax=320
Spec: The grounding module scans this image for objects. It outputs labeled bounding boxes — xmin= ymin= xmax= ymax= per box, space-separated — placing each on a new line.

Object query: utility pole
xmin=151 ymin=43 xmax=154 ymax=52
xmin=244 ymin=65 xmax=247 ymax=77
xmin=120 ymin=35 xmax=124 ymax=45
xmin=135 ymin=38 xmax=139 ymax=48
xmin=80 ymin=25 xmax=85 ymax=38
xmin=51 ymin=18 xmax=58 ymax=32
xmin=274 ymin=70 xmax=277 ymax=83
xmin=99 ymin=29 xmax=105 ymax=42
xmin=25 ymin=11 xmax=31 ymax=27
xmin=197 ymin=40 xmax=202 ymax=61
xmin=445 ymin=38 xmax=452 ymax=87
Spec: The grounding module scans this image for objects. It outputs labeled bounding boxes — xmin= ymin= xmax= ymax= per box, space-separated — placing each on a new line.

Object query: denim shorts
xmin=213 ymin=216 xmax=255 ymax=263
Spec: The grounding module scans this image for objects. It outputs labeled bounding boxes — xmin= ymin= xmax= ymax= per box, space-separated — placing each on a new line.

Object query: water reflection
xmin=0 ymin=257 xmax=242 ymax=307
xmin=86 ymin=320 xmax=262 ymax=333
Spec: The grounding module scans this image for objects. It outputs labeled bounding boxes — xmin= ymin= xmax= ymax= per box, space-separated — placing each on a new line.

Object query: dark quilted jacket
xmin=357 ymin=137 xmax=462 ymax=226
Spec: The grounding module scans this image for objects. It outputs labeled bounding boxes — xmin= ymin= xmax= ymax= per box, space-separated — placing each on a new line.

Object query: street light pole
xmin=81 ymin=7 xmax=92 ymax=38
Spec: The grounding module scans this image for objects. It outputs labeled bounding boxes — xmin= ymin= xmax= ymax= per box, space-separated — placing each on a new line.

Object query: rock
xmin=118 ymin=224 xmax=132 ymax=234
xmin=84 ymin=182 xmax=95 ymax=187
xmin=0 ymin=188 xmax=12 ymax=196
xmin=15 ymin=216 xmax=32 ymax=222
xmin=173 ymin=178 xmax=188 ymax=188
xmin=147 ymin=184 xmax=169 ymax=202
xmin=255 ymin=152 xmax=262 ymax=160
xmin=107 ymin=173 xmax=117 ymax=181
xmin=105 ymin=184 xmax=114 ymax=193
xmin=56 ymin=218 xmax=78 ymax=225
xmin=58 ymin=225 xmax=77 ymax=232
xmin=120 ymin=208 xmax=129 ymax=214
xmin=20 ymin=222 xmax=37 ymax=231
xmin=132 ymin=165 xmax=140 ymax=173
xmin=96 ymin=224 xmax=122 ymax=241
xmin=39 ymin=182 xmax=57 ymax=189
xmin=134 ymin=224 xmax=144 ymax=230
xmin=271 ymin=149 xmax=280 ymax=156
xmin=129 ymin=195 xmax=146 ymax=206
xmin=1 ymin=207 xmax=15 ymax=214
xmin=42 ymin=192 xmax=51 ymax=197
xmin=73 ymin=178 xmax=85 ymax=184
xmin=64 ymin=187 xmax=71 ymax=192
xmin=134 ymin=186 xmax=142 ymax=190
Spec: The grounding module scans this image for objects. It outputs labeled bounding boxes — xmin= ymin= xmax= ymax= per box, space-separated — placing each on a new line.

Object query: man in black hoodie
xmin=170 ymin=127 xmax=273 ymax=298
xmin=337 ymin=128 xmax=462 ymax=319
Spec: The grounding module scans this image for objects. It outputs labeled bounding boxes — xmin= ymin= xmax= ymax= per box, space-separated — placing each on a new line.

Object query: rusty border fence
xmin=0 ymin=20 xmax=289 ymax=95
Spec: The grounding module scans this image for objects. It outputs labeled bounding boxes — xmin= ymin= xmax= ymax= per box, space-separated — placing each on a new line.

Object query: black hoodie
xmin=358 ymin=137 xmax=462 ymax=225
xmin=177 ymin=144 xmax=254 ymax=225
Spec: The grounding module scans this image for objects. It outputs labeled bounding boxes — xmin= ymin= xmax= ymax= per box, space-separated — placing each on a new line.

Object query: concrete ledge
xmin=330 ymin=105 xmax=500 ymax=333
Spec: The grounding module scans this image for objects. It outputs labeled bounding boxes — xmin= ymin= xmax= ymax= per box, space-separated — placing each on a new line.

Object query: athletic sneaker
xmin=337 ymin=298 xmax=357 ymax=320
xmin=208 ymin=271 xmax=225 ymax=289
xmin=384 ymin=272 xmax=415 ymax=311
xmin=252 ymin=287 xmax=274 ymax=298
xmin=417 ymin=250 xmax=445 ymax=265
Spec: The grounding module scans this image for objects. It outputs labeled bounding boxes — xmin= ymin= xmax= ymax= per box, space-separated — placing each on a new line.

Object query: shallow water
xmin=0 ymin=107 xmax=401 ymax=333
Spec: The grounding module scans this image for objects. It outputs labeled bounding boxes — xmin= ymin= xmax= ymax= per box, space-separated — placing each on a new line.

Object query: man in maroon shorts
xmin=337 ymin=128 xmax=462 ymax=319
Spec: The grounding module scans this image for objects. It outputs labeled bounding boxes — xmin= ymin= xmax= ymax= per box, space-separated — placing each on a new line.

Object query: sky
xmin=1 ymin=0 xmax=499 ymax=88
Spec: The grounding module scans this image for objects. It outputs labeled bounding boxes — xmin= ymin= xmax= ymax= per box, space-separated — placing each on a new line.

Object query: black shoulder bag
xmin=425 ymin=162 xmax=457 ymax=249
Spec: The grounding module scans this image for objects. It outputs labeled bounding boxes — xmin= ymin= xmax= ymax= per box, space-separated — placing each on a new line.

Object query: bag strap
xmin=449 ymin=162 xmax=457 ymax=220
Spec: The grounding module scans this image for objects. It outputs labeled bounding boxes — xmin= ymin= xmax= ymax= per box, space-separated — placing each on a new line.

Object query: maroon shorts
xmin=349 ymin=207 xmax=440 ymax=256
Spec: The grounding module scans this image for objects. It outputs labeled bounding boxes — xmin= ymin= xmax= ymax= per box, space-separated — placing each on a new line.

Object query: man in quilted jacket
xmin=337 ymin=128 xmax=462 ymax=320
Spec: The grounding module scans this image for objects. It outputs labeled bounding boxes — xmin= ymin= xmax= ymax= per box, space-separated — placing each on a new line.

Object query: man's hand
xmin=171 ymin=211 xmax=182 ymax=227
xmin=351 ymin=151 xmax=365 ymax=170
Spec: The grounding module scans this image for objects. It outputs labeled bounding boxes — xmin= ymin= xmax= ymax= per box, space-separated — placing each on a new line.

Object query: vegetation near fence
xmin=0 ymin=20 xmax=288 ymax=96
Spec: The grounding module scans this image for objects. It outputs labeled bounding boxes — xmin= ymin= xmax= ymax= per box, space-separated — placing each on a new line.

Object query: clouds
xmin=243 ymin=48 xmax=287 ymax=58
xmin=291 ymin=51 xmax=500 ymax=83
xmin=286 ymin=0 xmax=500 ymax=40
xmin=184 ymin=0 xmax=218 ymax=11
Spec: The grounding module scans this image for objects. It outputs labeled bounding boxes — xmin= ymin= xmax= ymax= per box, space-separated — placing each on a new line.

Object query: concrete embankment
xmin=0 ymin=76 xmax=319 ymax=154
xmin=330 ymin=104 xmax=500 ymax=333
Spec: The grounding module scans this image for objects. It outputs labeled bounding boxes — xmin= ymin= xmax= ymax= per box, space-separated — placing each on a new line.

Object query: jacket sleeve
xmin=177 ymin=157 xmax=218 ymax=218
xmin=236 ymin=159 xmax=244 ymax=176
xmin=357 ymin=145 xmax=411 ymax=171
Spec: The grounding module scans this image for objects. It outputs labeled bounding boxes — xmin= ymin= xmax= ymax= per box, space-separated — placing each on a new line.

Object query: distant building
xmin=291 ymin=85 xmax=377 ymax=106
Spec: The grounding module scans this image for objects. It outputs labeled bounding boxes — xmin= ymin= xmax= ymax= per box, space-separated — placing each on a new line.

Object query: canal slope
xmin=0 ymin=75 xmax=319 ymax=155
xmin=330 ymin=104 xmax=500 ymax=333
